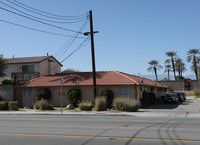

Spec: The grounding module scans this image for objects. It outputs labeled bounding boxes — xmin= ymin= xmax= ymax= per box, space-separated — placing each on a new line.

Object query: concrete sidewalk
xmin=0 ymin=96 xmax=200 ymax=118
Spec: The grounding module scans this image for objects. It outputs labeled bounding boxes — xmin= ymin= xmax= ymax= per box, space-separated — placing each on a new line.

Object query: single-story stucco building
xmin=15 ymin=71 xmax=169 ymax=107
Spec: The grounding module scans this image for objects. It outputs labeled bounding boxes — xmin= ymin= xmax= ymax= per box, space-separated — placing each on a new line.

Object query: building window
xmin=120 ymin=85 xmax=131 ymax=96
xmin=22 ymin=65 xmax=34 ymax=73
xmin=24 ymin=88 xmax=34 ymax=97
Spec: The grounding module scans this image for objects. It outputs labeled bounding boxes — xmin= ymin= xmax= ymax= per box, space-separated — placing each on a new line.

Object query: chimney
xmin=13 ymin=55 xmax=14 ymax=59
xmin=47 ymin=53 xmax=49 ymax=56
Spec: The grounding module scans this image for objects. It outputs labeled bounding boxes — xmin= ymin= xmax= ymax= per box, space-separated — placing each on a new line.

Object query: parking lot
xmin=139 ymin=96 xmax=200 ymax=117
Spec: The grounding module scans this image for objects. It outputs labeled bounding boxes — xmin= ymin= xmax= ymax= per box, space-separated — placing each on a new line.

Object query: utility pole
xmin=84 ymin=10 xmax=98 ymax=98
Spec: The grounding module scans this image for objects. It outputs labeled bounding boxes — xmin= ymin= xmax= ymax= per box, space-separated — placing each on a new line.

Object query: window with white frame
xmin=24 ymin=88 xmax=34 ymax=97
xmin=120 ymin=85 xmax=131 ymax=96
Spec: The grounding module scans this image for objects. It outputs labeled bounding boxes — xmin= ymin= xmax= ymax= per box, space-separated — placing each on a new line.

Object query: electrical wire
xmin=55 ymin=19 xmax=89 ymax=59
xmin=0 ymin=6 xmax=84 ymax=34
xmin=12 ymin=0 xmax=88 ymax=19
xmin=50 ymin=36 xmax=90 ymax=73
xmin=1 ymin=1 xmax=88 ymax=24
xmin=7 ymin=0 xmax=88 ymax=20
xmin=54 ymin=18 xmax=89 ymax=56
xmin=60 ymin=36 xmax=90 ymax=63
xmin=0 ymin=18 xmax=85 ymax=38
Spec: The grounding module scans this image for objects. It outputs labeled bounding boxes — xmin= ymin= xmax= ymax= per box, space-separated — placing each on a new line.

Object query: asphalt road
xmin=0 ymin=114 xmax=200 ymax=145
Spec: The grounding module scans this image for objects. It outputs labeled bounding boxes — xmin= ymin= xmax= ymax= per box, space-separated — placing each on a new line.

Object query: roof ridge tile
xmin=114 ymin=71 xmax=137 ymax=83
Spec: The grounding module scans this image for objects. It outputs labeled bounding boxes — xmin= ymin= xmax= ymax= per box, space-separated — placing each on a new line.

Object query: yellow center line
xmin=0 ymin=133 xmax=200 ymax=143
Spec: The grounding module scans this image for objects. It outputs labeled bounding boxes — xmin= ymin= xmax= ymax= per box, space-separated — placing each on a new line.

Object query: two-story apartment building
xmin=1 ymin=55 xmax=62 ymax=83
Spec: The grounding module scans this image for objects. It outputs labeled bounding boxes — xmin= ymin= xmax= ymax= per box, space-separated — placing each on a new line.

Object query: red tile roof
xmin=17 ymin=71 xmax=169 ymax=88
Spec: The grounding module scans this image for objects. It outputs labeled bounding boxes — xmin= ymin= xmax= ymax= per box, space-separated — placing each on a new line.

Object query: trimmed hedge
xmin=36 ymin=88 xmax=51 ymax=100
xmin=95 ymin=97 xmax=107 ymax=111
xmin=8 ymin=101 xmax=18 ymax=110
xmin=100 ymin=90 xmax=114 ymax=108
xmin=0 ymin=101 xmax=9 ymax=110
xmin=67 ymin=89 xmax=81 ymax=107
xmin=113 ymin=98 xmax=139 ymax=112
xmin=34 ymin=100 xmax=54 ymax=110
xmin=79 ymin=102 xmax=93 ymax=111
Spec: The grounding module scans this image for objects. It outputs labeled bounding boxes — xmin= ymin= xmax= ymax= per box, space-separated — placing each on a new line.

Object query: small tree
xmin=100 ymin=90 xmax=114 ymax=108
xmin=36 ymin=88 xmax=51 ymax=100
xmin=0 ymin=55 xmax=6 ymax=77
xmin=67 ymin=89 xmax=81 ymax=107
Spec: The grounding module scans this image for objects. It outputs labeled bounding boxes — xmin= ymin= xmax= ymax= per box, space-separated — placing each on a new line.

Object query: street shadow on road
xmin=141 ymin=103 xmax=180 ymax=110
xmin=141 ymin=99 xmax=193 ymax=110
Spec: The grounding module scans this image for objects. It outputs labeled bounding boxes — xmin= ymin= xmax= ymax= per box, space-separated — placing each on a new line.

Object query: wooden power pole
xmin=84 ymin=10 xmax=98 ymax=98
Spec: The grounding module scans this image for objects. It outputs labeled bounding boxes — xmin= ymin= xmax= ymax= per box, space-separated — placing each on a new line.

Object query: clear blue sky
xmin=0 ymin=0 xmax=200 ymax=77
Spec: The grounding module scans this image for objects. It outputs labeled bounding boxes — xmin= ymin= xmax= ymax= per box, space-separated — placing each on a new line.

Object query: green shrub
xmin=8 ymin=101 xmax=18 ymax=110
xmin=79 ymin=102 xmax=93 ymax=111
xmin=193 ymin=89 xmax=200 ymax=96
xmin=0 ymin=101 xmax=9 ymax=110
xmin=67 ymin=89 xmax=81 ymax=107
xmin=36 ymin=88 xmax=51 ymax=100
xmin=113 ymin=98 xmax=139 ymax=112
xmin=1 ymin=79 xmax=14 ymax=85
xmin=95 ymin=97 xmax=107 ymax=111
xmin=34 ymin=100 xmax=54 ymax=110
xmin=100 ymin=90 xmax=114 ymax=108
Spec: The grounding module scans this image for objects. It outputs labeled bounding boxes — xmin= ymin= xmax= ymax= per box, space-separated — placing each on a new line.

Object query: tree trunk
xmin=168 ymin=69 xmax=170 ymax=80
xmin=193 ymin=55 xmax=198 ymax=80
xmin=171 ymin=58 xmax=176 ymax=80
xmin=154 ymin=67 xmax=158 ymax=81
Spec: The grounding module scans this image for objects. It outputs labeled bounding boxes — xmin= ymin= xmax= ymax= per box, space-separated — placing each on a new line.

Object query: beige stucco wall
xmin=1 ymin=63 xmax=40 ymax=80
xmin=40 ymin=57 xmax=61 ymax=76
xmin=21 ymin=84 xmax=167 ymax=107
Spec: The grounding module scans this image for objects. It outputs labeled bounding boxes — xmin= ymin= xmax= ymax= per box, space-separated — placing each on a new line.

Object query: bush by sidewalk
xmin=79 ymin=102 xmax=93 ymax=111
xmin=34 ymin=100 xmax=54 ymax=110
xmin=8 ymin=101 xmax=18 ymax=110
xmin=113 ymin=98 xmax=139 ymax=112
xmin=95 ymin=97 xmax=107 ymax=111
xmin=0 ymin=101 xmax=9 ymax=110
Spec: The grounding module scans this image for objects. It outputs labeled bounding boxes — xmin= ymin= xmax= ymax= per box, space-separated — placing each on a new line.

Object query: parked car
xmin=176 ymin=92 xmax=185 ymax=102
xmin=164 ymin=93 xmax=179 ymax=104
xmin=180 ymin=92 xmax=186 ymax=101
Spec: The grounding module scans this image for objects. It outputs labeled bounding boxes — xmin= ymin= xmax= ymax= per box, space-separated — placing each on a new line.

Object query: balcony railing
xmin=12 ymin=72 xmax=40 ymax=81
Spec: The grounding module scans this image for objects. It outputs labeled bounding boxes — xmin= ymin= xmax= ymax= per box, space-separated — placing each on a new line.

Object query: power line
xmin=0 ymin=6 xmax=84 ymax=34
xmin=1 ymin=1 xmax=88 ymax=24
xmin=12 ymin=0 xmax=88 ymax=19
xmin=7 ymin=0 xmax=88 ymax=20
xmin=55 ymin=19 xmax=89 ymax=59
xmin=0 ymin=18 xmax=85 ymax=38
xmin=60 ymin=36 xmax=90 ymax=63
xmin=50 ymin=36 xmax=90 ymax=73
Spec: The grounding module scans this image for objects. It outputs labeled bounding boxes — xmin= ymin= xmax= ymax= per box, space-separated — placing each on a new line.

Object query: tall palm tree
xmin=0 ymin=55 xmax=6 ymax=77
xmin=164 ymin=63 xmax=172 ymax=80
xmin=166 ymin=51 xmax=177 ymax=80
xmin=147 ymin=60 xmax=163 ymax=81
xmin=175 ymin=58 xmax=187 ymax=79
xmin=187 ymin=48 xmax=200 ymax=80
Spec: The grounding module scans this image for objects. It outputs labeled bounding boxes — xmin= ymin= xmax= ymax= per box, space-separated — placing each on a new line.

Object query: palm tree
xmin=164 ymin=63 xmax=172 ymax=80
xmin=166 ymin=51 xmax=177 ymax=80
xmin=187 ymin=48 xmax=200 ymax=80
xmin=147 ymin=60 xmax=163 ymax=81
xmin=175 ymin=58 xmax=187 ymax=80
xmin=0 ymin=55 xmax=6 ymax=77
